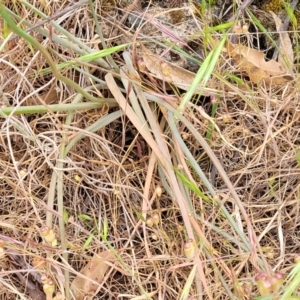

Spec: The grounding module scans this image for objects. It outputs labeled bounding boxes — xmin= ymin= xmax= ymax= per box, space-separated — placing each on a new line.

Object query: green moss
xmin=101 ymin=0 xmax=116 ymax=11
xmin=261 ymin=0 xmax=285 ymax=13
xmin=255 ymin=0 xmax=299 ymax=28
xmin=169 ymin=10 xmax=185 ymax=24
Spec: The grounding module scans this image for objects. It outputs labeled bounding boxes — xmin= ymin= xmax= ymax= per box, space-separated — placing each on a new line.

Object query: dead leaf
xmin=71 ymin=250 xmax=116 ymax=300
xmin=25 ymin=89 xmax=59 ymax=105
xmin=270 ymin=11 xmax=294 ymax=75
xmin=227 ymin=42 xmax=293 ymax=86
xmin=228 ymin=43 xmax=285 ymax=75
xmin=140 ymin=47 xmax=209 ymax=95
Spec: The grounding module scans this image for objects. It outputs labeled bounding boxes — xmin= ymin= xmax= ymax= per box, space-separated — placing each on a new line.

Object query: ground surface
xmin=0 ymin=0 xmax=300 ymax=299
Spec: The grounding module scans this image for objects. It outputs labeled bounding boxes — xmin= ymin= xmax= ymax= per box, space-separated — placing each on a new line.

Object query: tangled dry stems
xmin=0 ymin=0 xmax=300 ymax=299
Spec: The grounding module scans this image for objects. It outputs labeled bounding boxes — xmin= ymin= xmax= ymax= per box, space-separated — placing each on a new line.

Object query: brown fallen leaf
xmin=25 ymin=89 xmax=59 ymax=105
xmin=70 ymin=250 xmax=116 ymax=300
xmin=139 ymin=46 xmax=209 ymax=95
xmin=227 ymin=42 xmax=293 ymax=86
xmin=270 ymin=11 xmax=294 ymax=75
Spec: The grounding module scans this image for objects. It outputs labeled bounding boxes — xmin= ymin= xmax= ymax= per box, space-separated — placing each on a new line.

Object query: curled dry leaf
xmin=270 ymin=11 xmax=294 ymax=75
xmin=227 ymin=42 xmax=293 ymax=86
xmin=71 ymin=250 xmax=116 ymax=300
xmin=139 ymin=47 xmax=209 ymax=95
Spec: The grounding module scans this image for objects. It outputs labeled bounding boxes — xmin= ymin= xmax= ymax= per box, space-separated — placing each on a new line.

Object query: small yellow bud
xmin=43 ymin=280 xmax=55 ymax=296
xmin=266 ymin=249 xmax=274 ymax=259
xmin=155 ymin=186 xmax=162 ymax=198
xmin=114 ymin=190 xmax=120 ymax=196
xmin=233 ymin=23 xmax=243 ymax=34
xmin=184 ymin=239 xmax=196 ymax=260
xmin=151 ymin=234 xmax=158 ymax=240
xmin=254 ymin=272 xmax=272 ymax=297
xmin=19 ymin=170 xmax=27 ymax=178
xmin=40 ymin=226 xmax=57 ymax=247
xmin=152 ymin=213 xmax=160 ymax=225
xmin=74 ymin=174 xmax=82 ymax=182
xmin=182 ymin=133 xmax=189 ymax=140
xmin=40 ymin=226 xmax=50 ymax=236
xmin=262 ymin=246 xmax=274 ymax=259
xmin=177 ymin=225 xmax=184 ymax=232
xmin=146 ymin=218 xmax=154 ymax=227
xmin=213 ymin=194 xmax=220 ymax=201
xmin=222 ymin=114 xmax=231 ymax=123
xmin=270 ymin=272 xmax=284 ymax=293
xmin=242 ymin=23 xmax=249 ymax=33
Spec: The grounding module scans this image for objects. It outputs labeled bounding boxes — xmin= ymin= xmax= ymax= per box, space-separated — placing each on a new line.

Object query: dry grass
xmin=0 ymin=0 xmax=300 ymax=299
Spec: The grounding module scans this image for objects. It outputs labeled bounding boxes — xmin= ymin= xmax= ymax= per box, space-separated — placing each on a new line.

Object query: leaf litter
xmin=226 ymin=41 xmax=294 ymax=86
xmin=71 ymin=250 xmax=116 ymax=300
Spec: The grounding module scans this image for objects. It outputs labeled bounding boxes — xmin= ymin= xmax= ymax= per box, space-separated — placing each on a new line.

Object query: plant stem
xmin=0 ymin=4 xmax=112 ymax=104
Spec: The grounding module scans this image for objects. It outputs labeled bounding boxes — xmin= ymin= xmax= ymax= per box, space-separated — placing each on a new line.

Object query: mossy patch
xmin=261 ymin=0 xmax=285 ymax=13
